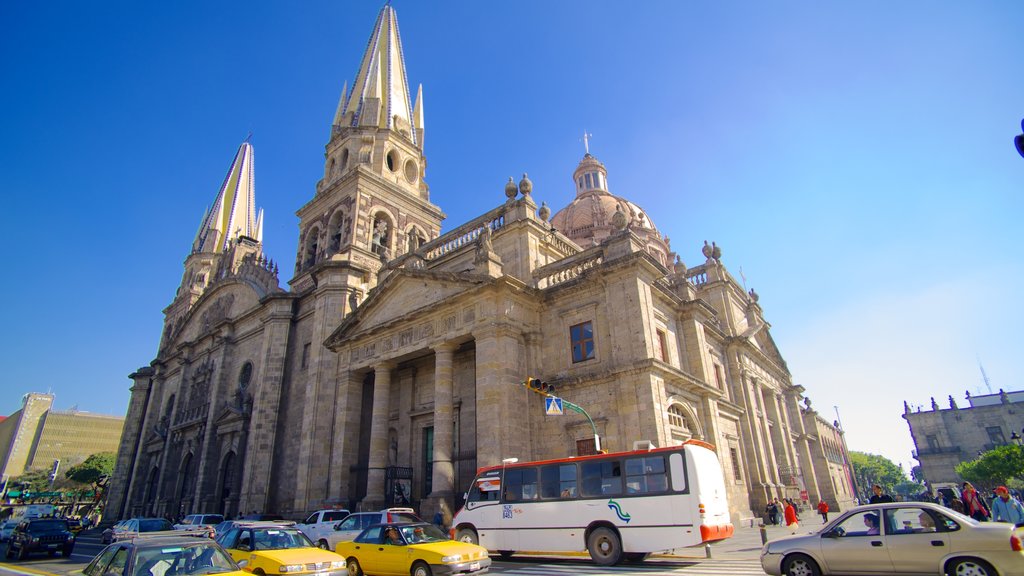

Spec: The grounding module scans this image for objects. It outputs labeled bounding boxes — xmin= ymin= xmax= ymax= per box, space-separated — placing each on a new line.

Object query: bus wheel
xmin=498 ymin=550 xmax=514 ymax=560
xmin=587 ymin=527 xmax=622 ymax=566
xmin=623 ymin=553 xmax=649 ymax=563
xmin=454 ymin=528 xmax=478 ymax=545
xmin=782 ymin=553 xmax=821 ymax=576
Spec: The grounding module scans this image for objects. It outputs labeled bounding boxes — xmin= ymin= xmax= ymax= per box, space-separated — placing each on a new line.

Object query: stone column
xmin=755 ymin=384 xmax=782 ymax=487
xmin=364 ymin=361 xmax=394 ymax=509
xmin=425 ymin=342 xmax=457 ymax=524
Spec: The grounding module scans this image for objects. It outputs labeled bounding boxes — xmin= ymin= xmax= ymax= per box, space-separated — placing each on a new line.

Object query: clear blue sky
xmin=2 ymin=1 xmax=1022 ymax=473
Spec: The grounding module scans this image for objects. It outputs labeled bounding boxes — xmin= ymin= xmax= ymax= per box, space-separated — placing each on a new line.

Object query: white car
xmin=320 ymin=508 xmax=420 ymax=552
xmin=295 ymin=509 xmax=350 ymax=549
xmin=173 ymin=513 xmax=224 ymax=531
xmin=761 ymin=501 xmax=1023 ymax=576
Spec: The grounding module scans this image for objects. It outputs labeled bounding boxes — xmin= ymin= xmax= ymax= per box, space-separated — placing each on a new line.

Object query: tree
xmin=849 ymin=451 xmax=907 ymax=498
xmin=65 ymin=453 xmax=116 ymax=489
xmin=955 ymin=444 xmax=1024 ymax=493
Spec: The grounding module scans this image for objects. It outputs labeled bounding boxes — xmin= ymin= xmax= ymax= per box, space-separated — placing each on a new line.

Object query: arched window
xmin=238 ymin=363 xmax=252 ymax=388
xmin=371 ymin=215 xmax=391 ymax=257
xmin=340 ymin=149 xmax=349 ymax=171
xmin=329 ymin=210 xmax=347 ymax=252
xmin=668 ymin=404 xmax=689 ymax=430
xmin=406 ymin=226 xmax=425 ymax=253
xmin=220 ymin=451 xmax=236 ymax=504
xmin=303 ymin=227 xmax=320 ymax=268
xmin=180 ymin=453 xmax=194 ymax=500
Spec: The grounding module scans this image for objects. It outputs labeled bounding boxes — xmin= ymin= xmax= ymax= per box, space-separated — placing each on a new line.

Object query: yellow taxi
xmin=215 ymin=522 xmax=347 ymax=576
xmin=335 ymin=522 xmax=490 ymax=576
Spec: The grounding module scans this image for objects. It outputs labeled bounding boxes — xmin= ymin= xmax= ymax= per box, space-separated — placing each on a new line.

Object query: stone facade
xmin=904 ymin=389 xmax=1024 ymax=488
xmin=107 ymin=5 xmax=855 ymax=526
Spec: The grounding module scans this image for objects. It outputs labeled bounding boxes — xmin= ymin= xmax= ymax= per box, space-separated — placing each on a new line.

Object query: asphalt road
xmin=0 ymin=530 xmax=769 ymax=576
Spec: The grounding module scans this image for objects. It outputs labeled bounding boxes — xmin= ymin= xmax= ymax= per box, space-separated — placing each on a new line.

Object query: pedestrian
xmin=773 ymin=497 xmax=784 ymax=525
xmin=868 ymin=484 xmax=894 ymax=504
xmin=784 ymin=498 xmax=800 ymax=534
xmin=961 ymin=482 xmax=990 ymax=522
xmin=817 ymin=500 xmax=829 ymax=523
xmin=990 ymin=486 xmax=1024 ymax=525
xmin=766 ymin=500 xmax=778 ymax=525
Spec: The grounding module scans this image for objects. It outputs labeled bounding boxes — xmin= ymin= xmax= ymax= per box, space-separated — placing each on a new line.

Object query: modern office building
xmin=0 ymin=393 xmax=125 ymax=482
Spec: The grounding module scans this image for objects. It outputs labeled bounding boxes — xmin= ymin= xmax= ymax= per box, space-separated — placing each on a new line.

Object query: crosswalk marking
xmin=491 ymin=558 xmax=766 ymax=575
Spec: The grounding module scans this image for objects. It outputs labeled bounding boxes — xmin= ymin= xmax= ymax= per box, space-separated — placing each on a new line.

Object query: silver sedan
xmin=760 ymin=501 xmax=1023 ymax=576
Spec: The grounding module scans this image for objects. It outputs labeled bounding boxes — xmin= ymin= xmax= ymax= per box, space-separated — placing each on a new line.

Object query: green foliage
xmin=955 ymin=445 xmax=1024 ymax=493
xmin=65 ymin=452 xmax=116 ymax=486
xmin=11 ymin=469 xmax=51 ymax=493
xmin=894 ymin=480 xmax=926 ymax=498
xmin=849 ymin=451 xmax=908 ymax=497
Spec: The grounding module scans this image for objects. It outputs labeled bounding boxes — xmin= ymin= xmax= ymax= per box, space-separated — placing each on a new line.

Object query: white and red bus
xmin=450 ymin=440 xmax=734 ymax=565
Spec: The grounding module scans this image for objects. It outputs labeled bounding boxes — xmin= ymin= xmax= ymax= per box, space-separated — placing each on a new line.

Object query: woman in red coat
xmin=817 ymin=500 xmax=829 ymax=523
xmin=784 ymin=499 xmax=799 ymax=533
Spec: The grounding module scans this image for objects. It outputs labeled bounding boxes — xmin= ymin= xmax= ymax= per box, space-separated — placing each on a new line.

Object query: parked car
xmin=336 ymin=521 xmax=490 ymax=576
xmin=238 ymin=513 xmax=284 ymax=521
xmin=83 ymin=534 xmax=247 ymax=576
xmin=174 ymin=514 xmax=225 ymax=531
xmin=105 ymin=517 xmax=175 ymax=543
xmin=216 ymin=522 xmax=346 ymax=576
xmin=319 ymin=507 xmax=421 ymax=551
xmin=4 ymin=517 xmax=76 ymax=560
xmin=295 ymin=509 xmax=350 ymax=549
xmin=0 ymin=519 xmax=19 ymax=542
xmin=760 ymin=501 xmax=1024 ymax=576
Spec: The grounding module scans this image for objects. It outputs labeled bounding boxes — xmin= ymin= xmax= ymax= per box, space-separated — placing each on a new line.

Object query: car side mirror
xmin=333 ymin=523 xmax=341 ymax=530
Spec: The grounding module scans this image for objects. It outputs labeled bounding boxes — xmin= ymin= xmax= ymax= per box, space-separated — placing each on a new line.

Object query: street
xmin=0 ymin=524 xmax=778 ymax=576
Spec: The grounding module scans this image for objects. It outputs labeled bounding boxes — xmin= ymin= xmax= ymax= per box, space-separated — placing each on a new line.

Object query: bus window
xmin=540 ymin=463 xmax=577 ymax=499
xmin=467 ymin=474 xmax=502 ymax=503
xmin=581 ymin=460 xmax=622 ymax=497
xmin=503 ymin=467 xmax=538 ymax=502
xmin=625 ymin=455 xmax=668 ymax=493
xmin=669 ymin=452 xmax=688 ymax=492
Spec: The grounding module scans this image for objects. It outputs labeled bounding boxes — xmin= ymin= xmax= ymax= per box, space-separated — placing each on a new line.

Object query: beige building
xmin=107 ymin=5 xmax=855 ymax=525
xmin=0 ymin=393 xmax=125 ymax=482
xmin=904 ymin=389 xmax=1024 ymax=488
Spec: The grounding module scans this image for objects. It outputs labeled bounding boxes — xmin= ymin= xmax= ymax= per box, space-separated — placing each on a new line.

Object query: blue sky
xmin=2 ymin=1 xmax=1022 ymax=473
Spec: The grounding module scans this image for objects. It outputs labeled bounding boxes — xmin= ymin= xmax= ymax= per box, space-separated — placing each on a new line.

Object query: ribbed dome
xmin=549 ymin=153 xmax=672 ymax=266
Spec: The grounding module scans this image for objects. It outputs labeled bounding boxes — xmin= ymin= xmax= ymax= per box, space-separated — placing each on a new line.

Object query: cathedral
xmin=107 ymin=5 xmax=856 ymax=525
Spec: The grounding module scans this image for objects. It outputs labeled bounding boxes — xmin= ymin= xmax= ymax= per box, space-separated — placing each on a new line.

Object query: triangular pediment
xmin=326 ymin=269 xmax=491 ymax=347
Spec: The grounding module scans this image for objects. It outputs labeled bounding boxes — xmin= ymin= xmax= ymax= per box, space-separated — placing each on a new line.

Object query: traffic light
xmin=523 ymin=377 xmax=554 ymax=395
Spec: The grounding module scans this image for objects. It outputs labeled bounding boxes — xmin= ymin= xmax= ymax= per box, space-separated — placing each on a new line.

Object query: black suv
xmin=5 ymin=517 xmax=76 ymax=560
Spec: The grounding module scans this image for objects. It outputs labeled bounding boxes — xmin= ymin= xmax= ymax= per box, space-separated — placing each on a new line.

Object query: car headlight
xmin=329 ymin=561 xmax=345 ymax=569
xmin=441 ymin=554 xmax=463 ymax=563
xmin=279 ymin=564 xmax=306 ymax=573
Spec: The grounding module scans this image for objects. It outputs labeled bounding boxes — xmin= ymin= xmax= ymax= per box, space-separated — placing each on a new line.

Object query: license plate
xmin=469 ymin=562 xmax=480 ymax=571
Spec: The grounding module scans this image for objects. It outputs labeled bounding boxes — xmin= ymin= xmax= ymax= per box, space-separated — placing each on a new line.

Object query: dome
xmin=549 ymin=153 xmax=672 ymax=266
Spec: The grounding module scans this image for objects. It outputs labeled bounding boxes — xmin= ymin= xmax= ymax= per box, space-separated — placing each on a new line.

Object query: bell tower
xmin=293 ymin=4 xmax=444 ymax=294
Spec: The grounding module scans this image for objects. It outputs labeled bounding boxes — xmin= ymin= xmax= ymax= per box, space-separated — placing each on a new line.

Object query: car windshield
xmin=133 ymin=543 xmax=238 ymax=576
xmin=252 ymin=529 xmax=312 ymax=550
xmin=139 ymin=519 xmax=173 ymax=532
xmin=399 ymin=524 xmax=448 ymax=543
xmin=28 ymin=519 xmax=68 ymax=532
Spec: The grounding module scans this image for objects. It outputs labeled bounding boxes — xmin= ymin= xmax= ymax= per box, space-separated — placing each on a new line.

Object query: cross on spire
xmin=582 ymin=130 xmax=592 ymax=154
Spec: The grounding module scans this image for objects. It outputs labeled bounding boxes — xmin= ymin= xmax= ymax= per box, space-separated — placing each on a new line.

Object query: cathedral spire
xmin=192 ymin=142 xmax=262 ymax=254
xmin=339 ymin=4 xmax=420 ymax=146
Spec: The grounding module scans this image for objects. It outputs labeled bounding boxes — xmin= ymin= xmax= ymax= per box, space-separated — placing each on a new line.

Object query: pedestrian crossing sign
xmin=545 ymin=397 xmax=563 ymax=415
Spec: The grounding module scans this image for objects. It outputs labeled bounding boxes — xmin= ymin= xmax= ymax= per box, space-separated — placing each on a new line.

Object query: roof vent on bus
xmin=632 ymin=440 xmax=656 ymax=451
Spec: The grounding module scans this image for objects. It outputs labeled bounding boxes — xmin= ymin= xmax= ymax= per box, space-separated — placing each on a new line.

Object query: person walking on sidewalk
xmin=991 ymin=486 xmax=1024 ymax=524
xmin=817 ymin=500 xmax=829 ymax=523
xmin=784 ymin=499 xmax=800 ymax=534
xmin=869 ymin=484 xmax=894 ymax=503
xmin=962 ymin=482 xmax=990 ymax=522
